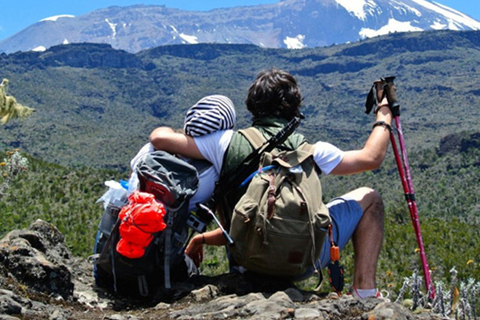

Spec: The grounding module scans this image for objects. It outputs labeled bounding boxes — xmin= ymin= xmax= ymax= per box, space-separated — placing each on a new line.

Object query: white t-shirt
xmin=194 ymin=129 xmax=344 ymax=175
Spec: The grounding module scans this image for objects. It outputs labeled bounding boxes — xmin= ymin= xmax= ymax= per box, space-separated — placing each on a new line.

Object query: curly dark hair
xmin=245 ymin=69 xmax=303 ymax=120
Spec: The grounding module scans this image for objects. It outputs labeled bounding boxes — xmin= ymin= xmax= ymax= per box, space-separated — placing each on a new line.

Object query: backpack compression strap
xmin=240 ymin=127 xmax=315 ymax=157
xmin=212 ymin=117 xmax=302 ymax=233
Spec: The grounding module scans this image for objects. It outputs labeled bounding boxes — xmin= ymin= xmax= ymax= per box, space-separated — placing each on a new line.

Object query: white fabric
xmin=194 ymin=130 xmax=344 ymax=175
xmin=312 ymin=141 xmax=344 ymax=174
xmin=130 ymin=142 xmax=154 ymax=171
xmin=189 ymin=165 xmax=217 ymax=211
xmin=194 ymin=130 xmax=234 ymax=174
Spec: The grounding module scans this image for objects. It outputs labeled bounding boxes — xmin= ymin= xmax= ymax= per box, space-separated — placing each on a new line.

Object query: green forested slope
xmin=0 ymin=30 xmax=479 ymax=170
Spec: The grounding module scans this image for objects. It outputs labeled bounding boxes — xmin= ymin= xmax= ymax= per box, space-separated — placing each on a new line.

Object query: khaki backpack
xmin=229 ymin=128 xmax=331 ymax=278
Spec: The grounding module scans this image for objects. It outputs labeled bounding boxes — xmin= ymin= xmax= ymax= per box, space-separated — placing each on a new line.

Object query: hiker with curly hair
xmin=150 ymin=69 xmax=392 ymax=299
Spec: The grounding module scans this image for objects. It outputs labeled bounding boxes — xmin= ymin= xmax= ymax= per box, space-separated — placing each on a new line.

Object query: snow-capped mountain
xmin=1 ymin=0 xmax=479 ymax=53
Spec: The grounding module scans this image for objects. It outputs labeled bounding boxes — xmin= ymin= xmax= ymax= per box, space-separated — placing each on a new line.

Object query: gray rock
xmin=188 ymin=284 xmax=220 ymax=302
xmin=0 ymin=220 xmax=448 ymax=320
xmin=0 ymin=315 xmax=22 ymax=320
xmin=0 ymin=292 xmax=22 ymax=315
xmin=294 ymin=307 xmax=323 ymax=319
xmin=284 ymin=287 xmax=305 ymax=302
xmin=0 ymin=220 xmax=74 ymax=299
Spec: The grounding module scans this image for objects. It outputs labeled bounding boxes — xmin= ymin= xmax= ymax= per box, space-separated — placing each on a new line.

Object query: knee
xmin=355 ymin=187 xmax=384 ymax=217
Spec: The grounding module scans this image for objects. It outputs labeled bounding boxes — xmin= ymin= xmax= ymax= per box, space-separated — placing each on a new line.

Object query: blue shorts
xmin=295 ymin=196 xmax=363 ymax=280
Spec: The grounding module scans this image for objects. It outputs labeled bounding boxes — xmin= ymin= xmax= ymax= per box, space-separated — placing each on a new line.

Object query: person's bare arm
xmin=331 ymin=97 xmax=393 ymax=175
xmin=185 ymin=228 xmax=226 ymax=267
xmin=149 ymin=126 xmax=205 ymax=159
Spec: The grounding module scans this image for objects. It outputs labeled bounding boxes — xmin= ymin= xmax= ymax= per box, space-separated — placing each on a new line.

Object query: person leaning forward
xmin=149 ymin=68 xmax=393 ymax=299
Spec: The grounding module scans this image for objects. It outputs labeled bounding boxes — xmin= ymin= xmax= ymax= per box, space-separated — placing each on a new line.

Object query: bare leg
xmin=342 ymin=187 xmax=385 ymax=289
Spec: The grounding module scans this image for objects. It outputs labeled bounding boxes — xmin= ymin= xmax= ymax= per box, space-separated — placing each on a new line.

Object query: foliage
xmin=0 ymin=79 xmax=35 ymax=124
xmin=0 ymin=149 xmax=29 ymax=199
xmin=0 ymin=151 xmax=123 ymax=256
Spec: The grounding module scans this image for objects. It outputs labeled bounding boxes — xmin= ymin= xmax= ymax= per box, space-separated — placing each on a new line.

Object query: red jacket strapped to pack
xmin=116 ymin=191 xmax=167 ymax=259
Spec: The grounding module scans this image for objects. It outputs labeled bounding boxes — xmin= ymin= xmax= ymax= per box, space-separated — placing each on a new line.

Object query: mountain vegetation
xmin=0 ymin=29 xmax=479 ymax=297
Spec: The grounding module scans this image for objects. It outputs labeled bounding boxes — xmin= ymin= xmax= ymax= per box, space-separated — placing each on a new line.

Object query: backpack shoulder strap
xmin=239 ymin=127 xmax=267 ymax=150
xmin=299 ymin=142 xmax=315 ymax=155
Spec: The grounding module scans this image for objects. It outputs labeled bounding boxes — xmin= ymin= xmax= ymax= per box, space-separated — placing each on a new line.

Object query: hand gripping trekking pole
xmin=383 ymin=77 xmax=435 ymax=299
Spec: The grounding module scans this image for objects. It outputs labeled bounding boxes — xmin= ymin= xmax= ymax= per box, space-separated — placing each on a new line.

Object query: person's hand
xmin=185 ymin=234 xmax=204 ymax=267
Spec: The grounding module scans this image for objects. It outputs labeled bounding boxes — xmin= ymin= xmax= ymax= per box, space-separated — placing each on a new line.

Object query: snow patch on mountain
xmin=105 ymin=19 xmax=117 ymax=38
xmin=392 ymin=1 xmax=422 ymax=17
xmin=32 ymin=46 xmax=46 ymax=52
xmin=335 ymin=0 xmax=377 ymax=21
xmin=179 ymin=33 xmax=198 ymax=44
xmin=431 ymin=20 xmax=447 ymax=30
xmin=284 ymin=35 xmax=306 ymax=49
xmin=40 ymin=15 xmax=75 ymax=22
xmin=359 ymin=18 xmax=423 ymax=38
xmin=414 ymin=0 xmax=480 ymax=30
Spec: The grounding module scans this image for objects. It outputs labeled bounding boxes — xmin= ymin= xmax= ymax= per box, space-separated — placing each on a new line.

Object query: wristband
xmin=372 ymin=121 xmax=392 ymax=133
xmin=202 ymin=234 xmax=205 ymax=244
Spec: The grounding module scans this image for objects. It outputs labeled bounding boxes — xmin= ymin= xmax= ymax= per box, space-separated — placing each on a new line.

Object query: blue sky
xmin=1 ymin=0 xmax=479 ymax=41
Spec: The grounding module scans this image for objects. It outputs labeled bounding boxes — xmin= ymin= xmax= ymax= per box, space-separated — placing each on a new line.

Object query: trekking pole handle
xmin=384 ymin=76 xmax=401 ymax=117
xmin=197 ymin=203 xmax=235 ymax=246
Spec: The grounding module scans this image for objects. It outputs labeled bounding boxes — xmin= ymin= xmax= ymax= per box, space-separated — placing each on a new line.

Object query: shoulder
xmin=312 ymin=141 xmax=344 ymax=175
xmin=193 ymin=130 xmax=234 ymax=173
xmin=194 ymin=130 xmax=234 ymax=150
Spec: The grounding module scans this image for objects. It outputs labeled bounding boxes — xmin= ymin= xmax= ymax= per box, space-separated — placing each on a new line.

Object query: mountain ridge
xmin=1 ymin=0 xmax=480 ymax=53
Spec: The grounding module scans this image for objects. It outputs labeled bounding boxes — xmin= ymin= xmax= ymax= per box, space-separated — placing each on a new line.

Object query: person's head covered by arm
xmin=184 ymin=95 xmax=236 ymax=137
xmin=245 ymin=68 xmax=304 ymax=121
xmin=150 ymin=94 xmax=236 ymax=159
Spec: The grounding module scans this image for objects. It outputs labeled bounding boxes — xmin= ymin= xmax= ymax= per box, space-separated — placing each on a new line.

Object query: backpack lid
xmin=135 ymin=150 xmax=199 ymax=208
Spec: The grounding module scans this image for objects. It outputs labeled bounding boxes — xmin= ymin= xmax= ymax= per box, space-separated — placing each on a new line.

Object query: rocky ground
xmin=0 ymin=220 xmax=446 ymax=320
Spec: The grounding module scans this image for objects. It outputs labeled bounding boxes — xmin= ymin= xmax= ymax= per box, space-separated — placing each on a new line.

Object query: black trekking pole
xmin=366 ymin=77 xmax=435 ymax=299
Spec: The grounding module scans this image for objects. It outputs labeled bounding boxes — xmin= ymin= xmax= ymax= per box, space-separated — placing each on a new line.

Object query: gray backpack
xmin=93 ymin=151 xmax=209 ymax=296
xmin=229 ymin=128 xmax=331 ymax=278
